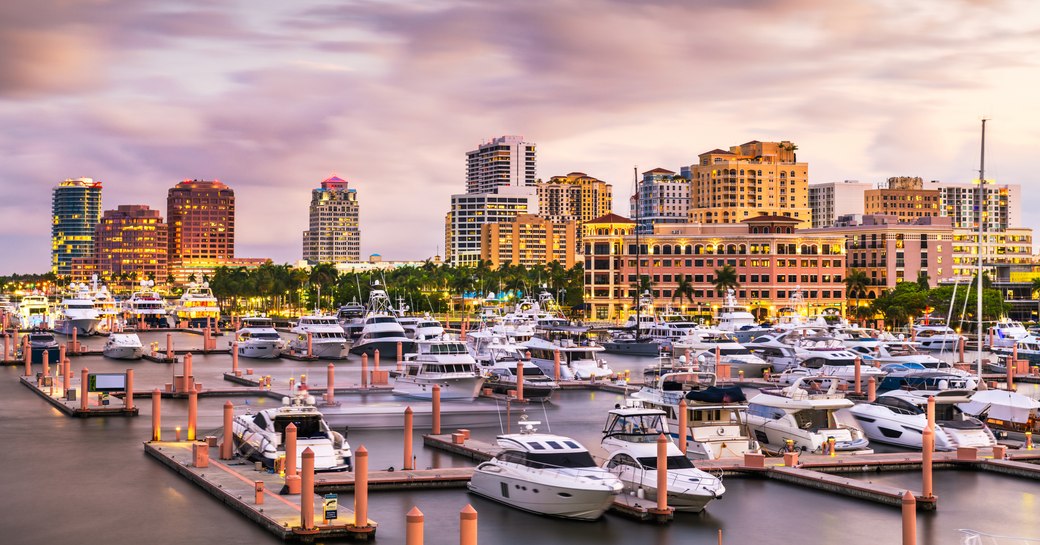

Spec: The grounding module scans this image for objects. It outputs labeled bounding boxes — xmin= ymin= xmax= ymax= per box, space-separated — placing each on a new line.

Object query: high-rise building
xmin=863 ymin=176 xmax=940 ymax=222
xmin=631 ymin=168 xmax=691 ymax=233
xmin=445 ymin=186 xmax=538 ymax=266
xmin=167 ymin=179 xmax=236 ymax=283
xmin=480 ymin=214 xmax=577 ymax=268
xmin=686 ymin=140 xmax=811 ymax=227
xmin=938 ymin=182 xmax=1021 ymax=231
xmin=536 ymin=172 xmax=612 ymax=251
xmin=302 ymin=175 xmax=361 ymax=264
xmin=465 ymin=135 xmax=536 ymax=194
xmin=51 ymin=177 xmax=103 ymax=277
xmin=950 ymin=228 xmax=1033 ymax=280
xmin=93 ymin=205 xmax=168 ymax=283
xmin=808 ymin=180 xmax=872 ymax=228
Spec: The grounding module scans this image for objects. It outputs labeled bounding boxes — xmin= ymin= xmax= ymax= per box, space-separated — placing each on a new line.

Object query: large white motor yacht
xmin=989 ymin=318 xmax=1029 ymax=350
xmin=349 ymin=282 xmax=416 ymax=357
xmin=53 ymin=284 xmax=101 ymax=336
xmin=911 ymin=323 xmax=962 ymax=352
xmin=674 ymin=328 xmax=772 ymax=378
xmin=413 ymin=313 xmax=445 ymax=341
xmin=235 ymin=317 xmax=284 ymax=359
xmin=848 ymin=389 xmax=997 ymax=451
xmin=713 ymin=289 xmax=759 ymax=342
xmin=747 ymin=327 xmax=887 ymax=385
xmin=601 ymin=407 xmax=725 ymax=512
xmin=0 ymin=296 xmax=22 ymax=329
xmin=746 ymin=377 xmax=871 ymax=455
xmin=482 ymin=350 xmax=559 ymax=402
xmin=288 ymin=315 xmax=348 ymax=359
xmin=173 ymin=282 xmax=221 ymax=327
xmin=123 ymin=281 xmax=169 ymax=328
xmin=393 ymin=338 xmax=485 ymax=400
xmin=233 ymin=390 xmax=351 ymax=471
xmin=522 ymin=335 xmax=614 ymax=380
xmin=19 ymin=294 xmax=51 ymax=328
xmin=103 ymin=333 xmax=144 ymax=360
xmin=467 ymin=419 xmax=623 ymax=520
xmin=91 ymin=285 xmax=121 ymax=332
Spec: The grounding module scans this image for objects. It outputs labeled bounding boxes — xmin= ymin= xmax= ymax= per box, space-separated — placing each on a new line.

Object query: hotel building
xmin=631 ymin=168 xmax=691 ymax=234
xmin=51 ymin=177 xmax=103 ymax=277
xmin=537 ymin=171 xmax=612 ymax=223
xmin=863 ymin=177 xmax=940 ymax=222
xmin=302 ymin=175 xmax=361 ymax=264
xmin=479 ymin=214 xmax=577 ymax=268
xmin=686 ymin=140 xmax=811 ymax=227
xmin=582 ymin=214 xmax=847 ymax=321
xmin=465 ymin=135 xmax=536 ymax=194
xmin=808 ymin=180 xmax=872 ymax=228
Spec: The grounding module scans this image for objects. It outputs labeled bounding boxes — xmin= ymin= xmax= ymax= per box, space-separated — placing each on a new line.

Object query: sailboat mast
xmin=976 ymin=118 xmax=987 ymax=379
xmin=634 ymin=166 xmax=640 ymax=340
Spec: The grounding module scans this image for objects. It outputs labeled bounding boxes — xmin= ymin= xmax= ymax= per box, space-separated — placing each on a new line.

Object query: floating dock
xmin=18 ymin=375 xmax=138 ymax=417
xmin=145 ymin=441 xmax=375 ymax=542
xmin=317 ymin=467 xmax=475 ymax=492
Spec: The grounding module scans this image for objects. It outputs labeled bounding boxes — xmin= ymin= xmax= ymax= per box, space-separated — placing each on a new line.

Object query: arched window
xmin=694 ymin=244 xmax=704 ymax=255
xmin=662 ymin=245 xmax=672 ymax=255
xmin=726 ymin=244 xmax=737 ymax=255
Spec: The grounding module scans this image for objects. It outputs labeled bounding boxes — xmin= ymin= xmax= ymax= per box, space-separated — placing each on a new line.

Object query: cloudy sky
xmin=2 ymin=0 xmax=1038 ymax=274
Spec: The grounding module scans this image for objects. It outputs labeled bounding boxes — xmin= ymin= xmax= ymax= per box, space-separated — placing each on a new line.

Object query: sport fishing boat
xmin=600 ymin=407 xmax=725 ymax=512
xmin=392 ymin=338 xmax=485 ymax=400
xmin=349 ymin=282 xmax=416 ymax=357
xmin=173 ymin=282 xmax=221 ymax=327
xmin=103 ymin=333 xmax=144 ymax=360
xmin=413 ymin=313 xmax=445 ymax=341
xmin=467 ymin=418 xmax=623 ymax=520
xmin=629 ymin=371 xmax=758 ymax=460
xmin=235 ymin=317 xmax=284 ymax=359
xmin=336 ymin=300 xmax=366 ymax=341
xmin=288 ymin=315 xmax=348 ymax=359
xmin=28 ymin=330 xmax=60 ymax=364
xmin=53 ymin=285 xmax=101 ymax=336
xmin=745 ymin=377 xmax=872 ymax=455
xmin=233 ymin=390 xmax=351 ymax=472
xmin=848 ymin=389 xmax=998 ymax=450
xmin=19 ymin=293 xmax=51 ymax=328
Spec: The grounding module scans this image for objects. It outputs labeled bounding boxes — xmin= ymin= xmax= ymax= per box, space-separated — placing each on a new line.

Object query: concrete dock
xmin=317 ymin=467 xmax=476 ymax=492
xmin=18 ymin=375 xmax=139 ymax=417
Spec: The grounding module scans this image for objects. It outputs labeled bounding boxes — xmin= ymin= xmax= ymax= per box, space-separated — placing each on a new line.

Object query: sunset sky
xmin=2 ymin=0 xmax=1038 ymax=274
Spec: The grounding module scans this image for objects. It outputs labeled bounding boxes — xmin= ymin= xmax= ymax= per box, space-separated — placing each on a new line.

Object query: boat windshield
xmin=603 ymin=413 xmax=664 ymax=439
xmin=637 ymin=455 xmax=694 ymax=470
xmin=524 ymin=451 xmax=596 ymax=469
xmin=510 ymin=366 xmax=545 ymax=376
xmin=274 ymin=415 xmax=325 ymax=439
xmin=251 ymin=332 xmax=281 ymax=340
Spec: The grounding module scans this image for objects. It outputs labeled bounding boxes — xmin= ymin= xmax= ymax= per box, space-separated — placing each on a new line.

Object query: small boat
xmin=467 ymin=418 xmax=623 ymax=520
xmin=288 ymin=315 xmax=348 ymax=359
xmin=848 ymin=389 xmax=998 ymax=450
xmin=601 ymin=407 xmax=725 ymax=512
xmin=233 ymin=390 xmax=351 ymax=472
xmin=235 ymin=317 xmax=284 ymax=359
xmin=103 ymin=333 xmax=144 ymax=360
xmin=746 ymin=377 xmax=872 ymax=455
xmin=28 ymin=330 xmax=60 ymax=364
xmin=392 ymin=338 xmax=486 ymax=400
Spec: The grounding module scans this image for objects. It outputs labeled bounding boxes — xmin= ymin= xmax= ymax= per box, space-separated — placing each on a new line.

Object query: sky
xmin=2 ymin=0 xmax=1039 ymax=274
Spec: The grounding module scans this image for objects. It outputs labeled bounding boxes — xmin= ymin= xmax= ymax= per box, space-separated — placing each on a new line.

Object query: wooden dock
xmin=18 ymin=376 xmax=139 ymax=418
xmin=317 ymin=467 xmax=475 ymax=492
xmin=145 ymin=441 xmax=375 ymax=542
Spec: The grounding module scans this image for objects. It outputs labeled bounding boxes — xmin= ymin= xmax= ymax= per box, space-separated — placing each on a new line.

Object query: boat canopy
xmin=685 ymin=386 xmax=746 ymax=403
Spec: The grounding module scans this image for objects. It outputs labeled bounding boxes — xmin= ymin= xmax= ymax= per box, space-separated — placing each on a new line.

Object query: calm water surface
xmin=3 ymin=332 xmax=1038 ymax=544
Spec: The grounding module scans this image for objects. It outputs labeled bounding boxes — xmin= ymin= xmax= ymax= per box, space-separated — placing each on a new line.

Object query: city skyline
xmin=2 ymin=0 xmax=1038 ymax=274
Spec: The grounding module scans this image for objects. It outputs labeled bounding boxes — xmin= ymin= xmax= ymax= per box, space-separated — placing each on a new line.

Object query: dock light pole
xmin=404 ymin=407 xmax=415 ymax=470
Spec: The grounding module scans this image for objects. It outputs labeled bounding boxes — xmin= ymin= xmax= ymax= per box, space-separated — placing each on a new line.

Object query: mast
xmin=976 ymin=118 xmax=987 ymax=379
xmin=634 ymin=166 xmax=641 ymax=341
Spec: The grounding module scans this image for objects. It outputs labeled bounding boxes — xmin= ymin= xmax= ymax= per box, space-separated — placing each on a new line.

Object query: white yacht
xmin=336 ymin=300 xmax=366 ymax=341
xmin=911 ymin=323 xmax=962 ymax=351
xmin=19 ymin=294 xmax=51 ymax=328
xmin=747 ymin=327 xmax=887 ymax=385
xmin=123 ymin=281 xmax=169 ymax=328
xmin=848 ymin=341 xmax=946 ymax=367
xmin=235 ymin=317 xmax=284 ymax=359
xmin=53 ymin=284 xmax=101 ymax=336
xmin=746 ymin=377 xmax=872 ymax=455
xmin=349 ymin=282 xmax=416 ymax=357
xmin=673 ymin=328 xmax=772 ymax=378
xmin=91 ymin=285 xmax=121 ymax=332
xmin=848 ymin=389 xmax=997 ymax=451
xmin=28 ymin=330 xmax=60 ymax=364
xmin=103 ymin=333 xmax=144 ymax=360
xmin=990 ymin=318 xmax=1029 ymax=350
xmin=875 ymin=364 xmax=976 ymax=393
xmin=713 ymin=289 xmax=759 ymax=342
xmin=601 ymin=407 xmax=725 ymax=512
xmin=629 ymin=371 xmax=758 ymax=460
xmin=288 ymin=315 xmax=348 ymax=359
xmin=413 ymin=314 xmax=445 ymax=341
xmin=522 ymin=335 xmax=614 ymax=381
xmin=483 ymin=355 xmax=559 ymax=402
xmin=959 ymin=390 xmax=1040 ymax=435
xmin=173 ymin=282 xmax=221 ymax=327
xmin=393 ymin=338 xmax=486 ymax=400
xmin=0 ymin=296 xmax=21 ymax=329
xmin=467 ymin=419 xmax=623 ymax=520
xmin=233 ymin=390 xmax=351 ymax=472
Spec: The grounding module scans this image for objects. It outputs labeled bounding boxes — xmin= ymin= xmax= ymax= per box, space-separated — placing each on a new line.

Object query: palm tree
xmin=713 ymin=264 xmax=739 ymax=296
xmin=844 ymin=268 xmax=870 ymax=322
xmin=671 ymin=275 xmax=695 ymax=307
xmin=630 ymin=275 xmax=653 ymax=304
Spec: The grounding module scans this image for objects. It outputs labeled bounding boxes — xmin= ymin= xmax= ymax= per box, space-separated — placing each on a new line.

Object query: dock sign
xmin=323 ymin=493 xmax=338 ymax=520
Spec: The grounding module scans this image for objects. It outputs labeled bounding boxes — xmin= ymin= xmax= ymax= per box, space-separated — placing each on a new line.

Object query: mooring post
xmin=432 ymin=384 xmax=442 ymax=435
xmin=232 ymin=342 xmax=239 ymax=374
xmin=867 ymin=377 xmax=877 ymax=403
xmin=152 ymin=389 xmax=162 ymax=441
xmin=404 ymin=406 xmax=414 ymax=470
xmin=222 ymin=401 xmax=234 ymax=459
xmin=922 ymin=426 xmax=934 ymax=498
xmin=307 ymin=332 xmax=313 ymax=359
xmin=125 ymin=368 xmax=134 ymax=411
xmin=902 ymin=491 xmax=917 ymax=545
xmin=553 ymin=349 xmax=561 ymax=382
xmin=301 ymin=447 xmax=315 ymax=529
xmin=406 ymin=507 xmax=424 ymax=545
xmin=460 ymin=504 xmax=478 ymax=545
xmin=80 ymin=367 xmax=89 ymax=411
xmin=187 ymin=386 xmax=198 ymax=441
xmin=286 ymin=422 xmax=301 ymax=494
xmin=653 ymin=434 xmax=669 ymax=513
xmin=354 ymin=446 xmax=369 ymax=528
xmin=397 ymin=341 xmax=403 ymax=372
xmin=678 ymin=399 xmax=688 ymax=454
xmin=167 ymin=333 xmax=174 ymax=360
xmin=854 ymin=357 xmax=862 ymax=395
xmin=516 ymin=360 xmax=524 ymax=402
xmin=361 ymin=353 xmax=369 ymax=389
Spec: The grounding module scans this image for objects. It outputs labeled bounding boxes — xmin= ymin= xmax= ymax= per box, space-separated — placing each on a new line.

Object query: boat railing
xmin=958 ymin=529 xmax=1040 ymax=544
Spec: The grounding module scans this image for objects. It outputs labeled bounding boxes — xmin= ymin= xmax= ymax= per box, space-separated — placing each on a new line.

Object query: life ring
xmin=716 ymin=427 xmax=726 ymax=436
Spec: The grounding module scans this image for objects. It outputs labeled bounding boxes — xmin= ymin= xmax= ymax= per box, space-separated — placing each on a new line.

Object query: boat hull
xmin=349 ymin=339 xmax=417 ymax=357
xmin=103 ymin=346 xmax=144 ymax=360
xmin=290 ymin=340 xmax=348 ymax=359
xmin=486 ymin=381 xmax=556 ymax=402
xmin=467 ymin=469 xmax=618 ymax=520
xmin=55 ymin=318 xmax=100 ymax=336
xmin=392 ymin=376 xmax=486 ymax=400
xmin=601 ymin=341 xmax=662 ymax=357
xmin=31 ymin=346 xmax=60 ymax=364
xmin=239 ymin=341 xmax=282 ymax=359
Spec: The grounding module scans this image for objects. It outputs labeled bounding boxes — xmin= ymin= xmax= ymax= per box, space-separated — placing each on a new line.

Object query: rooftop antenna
xmin=976 ymin=118 xmax=988 ymax=380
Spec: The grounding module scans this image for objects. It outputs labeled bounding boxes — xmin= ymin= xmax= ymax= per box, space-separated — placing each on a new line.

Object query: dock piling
xmin=678 ymin=399 xmax=688 ymax=454
xmin=285 ymin=422 xmax=301 ymax=494
xmin=553 ymin=349 xmax=561 ymax=382
xmin=326 ymin=363 xmax=336 ymax=406
xmin=361 ymin=353 xmax=369 ymax=389
xmin=183 ymin=353 xmax=193 ymax=393
xmin=404 ymin=407 xmax=414 ymax=470
xmin=231 ymin=342 xmax=239 ymax=374
xmin=152 ymin=389 xmax=161 ymax=441
xmin=354 ymin=446 xmax=369 ymax=528
xmin=854 ymin=357 xmax=862 ymax=394
xmin=167 ymin=333 xmax=174 ymax=361
xmin=432 ymin=385 xmax=441 ymax=435
xmin=406 ymin=507 xmax=424 ymax=545
xmin=301 ymin=447 xmax=315 ymax=529
xmin=926 ymin=397 xmax=935 ymax=441
xmin=867 ymin=377 xmax=877 ymax=402
xmin=42 ymin=349 xmax=49 ymax=379
xmin=23 ymin=337 xmax=31 ymax=376
xmin=126 ymin=369 xmax=134 ymax=411
xmin=652 ymin=434 xmax=669 ymax=514
xmin=255 ymin=480 xmax=264 ymax=505
xmin=397 ymin=341 xmax=403 ymax=372
xmin=187 ymin=386 xmax=198 ymax=441
xmin=307 ymin=332 xmax=313 ymax=359
xmin=80 ymin=368 xmax=89 ymax=410
xmin=374 ymin=348 xmax=380 ymax=371
xmin=63 ymin=358 xmax=71 ymax=396
xmin=922 ymin=426 xmax=934 ymax=498
xmin=902 ymin=491 xmax=916 ymax=545
xmin=221 ymin=401 xmax=234 ymax=459
xmin=460 ymin=504 xmax=478 ymax=545
xmin=516 ymin=360 xmax=524 ymax=401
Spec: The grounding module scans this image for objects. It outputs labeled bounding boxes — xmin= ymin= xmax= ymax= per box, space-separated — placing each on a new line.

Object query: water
xmin=3 ymin=332 xmax=1038 ymax=544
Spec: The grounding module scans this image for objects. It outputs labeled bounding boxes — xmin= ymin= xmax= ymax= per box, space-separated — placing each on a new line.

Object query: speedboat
xmin=876 ymin=364 xmax=976 ymax=392
xmin=413 ymin=314 xmax=445 ymax=341
xmin=235 ymin=317 xmax=284 ymax=359
xmin=959 ymin=389 xmax=1040 ymax=435
xmin=103 ymin=333 xmax=144 ymax=360
xmin=392 ymin=338 xmax=485 ymax=400
xmin=28 ymin=330 xmax=60 ymax=364
xmin=848 ymin=389 xmax=998 ymax=450
xmin=912 ymin=323 xmax=961 ymax=351
xmin=123 ymin=282 xmax=169 ymax=328
xmin=19 ymin=294 xmax=50 ymax=328
xmin=629 ymin=371 xmax=758 ymax=460
xmin=522 ymin=335 xmax=614 ymax=381
xmin=53 ymin=284 xmax=100 ymax=336
xmin=601 ymin=407 xmax=725 ymax=512
xmin=467 ymin=419 xmax=623 ymax=520
xmin=233 ymin=390 xmax=351 ymax=471
xmin=288 ymin=315 xmax=348 ymax=359
xmin=746 ymin=377 xmax=872 ymax=455
xmin=173 ymin=282 xmax=221 ymax=327
xmin=349 ymin=282 xmax=416 ymax=357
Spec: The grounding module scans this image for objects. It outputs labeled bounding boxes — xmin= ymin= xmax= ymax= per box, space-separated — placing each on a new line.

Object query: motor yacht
xmin=413 ymin=314 xmax=445 ymax=341
xmin=123 ymin=281 xmax=169 ymax=328
xmin=233 ymin=390 xmax=351 ymax=472
xmin=173 ymin=282 xmax=221 ymax=327
xmin=19 ymin=293 xmax=50 ymax=328
xmin=600 ymin=330 xmax=664 ymax=357
xmin=713 ymin=289 xmax=759 ymax=343
xmin=53 ymin=284 xmax=101 ymax=336
xmin=990 ymin=318 xmax=1029 ymax=350
xmin=349 ymin=282 xmax=416 ymax=357
xmin=746 ymin=377 xmax=872 ymax=455
xmin=911 ymin=323 xmax=961 ymax=352
xmin=959 ymin=389 xmax=1040 ymax=436
xmin=522 ymin=335 xmax=614 ymax=381
xmin=27 ymin=330 xmax=60 ymax=364
xmin=600 ymin=407 xmax=725 ymax=512
xmin=288 ymin=315 xmax=348 ymax=359
xmin=0 ymin=296 xmax=22 ymax=329
xmin=629 ymin=371 xmax=758 ymax=460
xmin=991 ymin=336 xmax=1040 ymax=364
xmin=103 ymin=333 xmax=144 ymax=360
xmin=747 ymin=327 xmax=887 ymax=385
xmin=234 ymin=317 xmax=284 ymax=359
xmin=467 ymin=419 xmax=623 ymax=520
xmin=674 ymin=328 xmax=772 ymax=378
xmin=875 ymin=364 xmax=976 ymax=392
xmin=392 ymin=338 xmax=485 ymax=400
xmin=848 ymin=389 xmax=997 ymax=450
xmin=91 ymin=285 xmax=121 ymax=332
xmin=848 ymin=341 xmax=945 ymax=368
xmin=483 ymin=355 xmax=559 ymax=402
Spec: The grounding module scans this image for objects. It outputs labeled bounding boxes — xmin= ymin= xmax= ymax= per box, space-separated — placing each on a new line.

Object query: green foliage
xmin=713 ymin=264 xmax=739 ymax=295
xmin=869 ymin=282 xmax=929 ymax=328
xmin=926 ymin=279 xmax=1009 ymax=332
